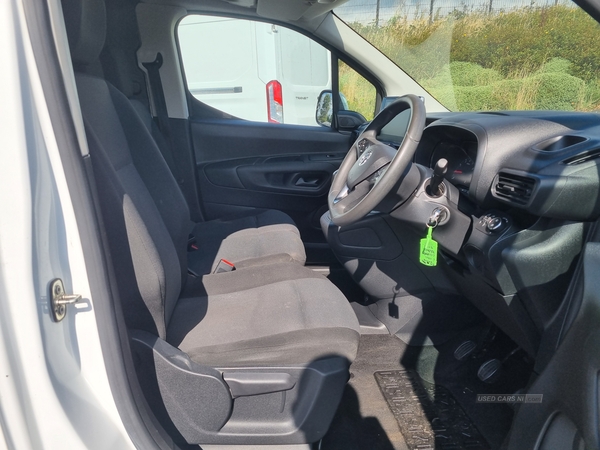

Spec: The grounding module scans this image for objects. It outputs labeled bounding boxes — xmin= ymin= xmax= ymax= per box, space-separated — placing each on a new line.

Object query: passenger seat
xmin=126 ymin=85 xmax=307 ymax=275
xmin=97 ymin=48 xmax=306 ymax=276
xmin=62 ymin=0 xmax=359 ymax=445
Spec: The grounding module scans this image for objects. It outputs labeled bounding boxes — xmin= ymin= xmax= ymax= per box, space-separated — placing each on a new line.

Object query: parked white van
xmin=178 ymin=15 xmax=332 ymax=126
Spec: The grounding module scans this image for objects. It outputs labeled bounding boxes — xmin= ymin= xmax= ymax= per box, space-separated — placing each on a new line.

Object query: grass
xmin=339 ymin=5 xmax=600 ymax=112
xmin=339 ymin=60 xmax=377 ymax=119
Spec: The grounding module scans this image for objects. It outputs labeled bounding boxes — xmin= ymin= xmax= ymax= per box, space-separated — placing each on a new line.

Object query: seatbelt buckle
xmin=213 ymin=259 xmax=236 ymax=274
xmin=187 ymin=235 xmax=198 ymax=252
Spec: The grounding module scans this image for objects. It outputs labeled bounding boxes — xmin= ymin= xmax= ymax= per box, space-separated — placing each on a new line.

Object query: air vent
xmin=494 ymin=172 xmax=536 ymax=205
xmin=562 ymin=148 xmax=600 ymax=165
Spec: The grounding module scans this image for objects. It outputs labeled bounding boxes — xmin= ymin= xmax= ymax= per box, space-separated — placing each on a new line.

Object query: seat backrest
xmin=100 ymin=45 xmax=180 ymax=180
xmin=63 ymin=0 xmax=190 ymax=338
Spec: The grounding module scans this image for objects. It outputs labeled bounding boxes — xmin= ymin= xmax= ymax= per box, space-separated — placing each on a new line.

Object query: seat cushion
xmin=188 ymin=209 xmax=306 ymax=276
xmin=167 ymin=268 xmax=360 ymax=367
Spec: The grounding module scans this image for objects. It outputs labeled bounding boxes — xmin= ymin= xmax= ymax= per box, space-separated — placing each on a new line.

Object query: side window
xmin=178 ymin=15 xmax=332 ymax=126
xmin=339 ymin=61 xmax=376 ymax=121
xmin=316 ymin=60 xmax=378 ymax=128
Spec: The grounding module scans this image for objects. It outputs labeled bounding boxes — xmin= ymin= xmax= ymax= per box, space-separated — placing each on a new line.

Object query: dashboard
xmin=350 ymin=107 xmax=600 ymax=358
xmin=414 ymin=111 xmax=600 ymax=221
xmin=406 ymin=110 xmax=600 ymax=355
xmin=407 ymin=109 xmax=600 ymax=358
xmin=357 ymin=107 xmax=600 ymax=221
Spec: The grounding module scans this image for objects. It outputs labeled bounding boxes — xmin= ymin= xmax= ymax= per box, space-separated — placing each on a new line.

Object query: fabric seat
xmin=73 ymin=71 xmax=360 ymax=363
xmin=64 ymin=0 xmax=359 ymax=366
xmin=63 ymin=0 xmax=360 ymax=443
xmin=187 ymin=209 xmax=305 ymax=275
xmin=99 ymin=44 xmax=307 ymax=274
xmin=105 ymin=62 xmax=307 ymax=275
xmin=170 ymin=265 xmax=359 ymax=366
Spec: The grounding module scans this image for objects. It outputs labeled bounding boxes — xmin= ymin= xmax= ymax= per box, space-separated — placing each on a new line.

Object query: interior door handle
xmin=295 ymin=177 xmax=320 ymax=187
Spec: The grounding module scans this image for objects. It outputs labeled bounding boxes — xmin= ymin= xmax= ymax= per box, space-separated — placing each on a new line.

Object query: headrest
xmin=62 ymin=0 xmax=106 ymax=69
xmin=102 ymin=47 xmax=137 ymax=98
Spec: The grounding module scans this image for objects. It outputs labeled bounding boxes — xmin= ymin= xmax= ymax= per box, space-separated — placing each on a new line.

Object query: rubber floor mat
xmin=375 ymin=370 xmax=490 ymax=450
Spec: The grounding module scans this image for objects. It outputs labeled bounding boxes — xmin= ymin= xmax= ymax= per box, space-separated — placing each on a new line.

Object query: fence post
xmin=488 ymin=0 xmax=493 ymax=13
xmin=430 ymin=0 xmax=435 ymax=22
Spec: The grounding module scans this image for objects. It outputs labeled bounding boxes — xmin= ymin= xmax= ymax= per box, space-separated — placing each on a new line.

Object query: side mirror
xmin=316 ymin=90 xmax=334 ymax=127
xmin=316 ymin=90 xmax=367 ymax=130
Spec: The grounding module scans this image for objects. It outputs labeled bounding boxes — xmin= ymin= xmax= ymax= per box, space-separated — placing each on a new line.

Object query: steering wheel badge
xmin=358 ymin=149 xmax=373 ymax=166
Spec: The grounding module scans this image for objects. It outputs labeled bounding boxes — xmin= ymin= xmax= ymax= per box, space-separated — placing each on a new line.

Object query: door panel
xmin=505 ymin=242 xmax=600 ymax=449
xmin=206 ymin=156 xmax=340 ymax=196
xmin=191 ymin=119 xmax=352 ymax=254
xmin=191 ymin=119 xmax=351 ymax=162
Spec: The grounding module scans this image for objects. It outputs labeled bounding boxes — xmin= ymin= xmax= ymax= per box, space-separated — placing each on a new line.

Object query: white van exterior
xmin=178 ymin=16 xmax=332 ymax=126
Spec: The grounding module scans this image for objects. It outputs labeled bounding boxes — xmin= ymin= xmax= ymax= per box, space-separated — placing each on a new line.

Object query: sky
xmin=334 ymin=0 xmax=571 ymax=24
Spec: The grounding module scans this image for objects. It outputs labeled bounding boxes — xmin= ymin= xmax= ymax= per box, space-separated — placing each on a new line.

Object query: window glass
xmin=178 ymin=15 xmax=332 ymax=125
xmin=335 ymin=0 xmax=600 ymax=112
xmin=339 ymin=60 xmax=376 ymax=120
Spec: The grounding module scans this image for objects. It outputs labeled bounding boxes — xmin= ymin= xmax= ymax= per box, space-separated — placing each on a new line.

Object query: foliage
xmin=423 ymin=62 xmax=586 ymax=111
xmin=339 ymin=5 xmax=600 ymax=112
xmin=339 ymin=61 xmax=377 ymax=120
xmin=538 ymin=57 xmax=573 ymax=75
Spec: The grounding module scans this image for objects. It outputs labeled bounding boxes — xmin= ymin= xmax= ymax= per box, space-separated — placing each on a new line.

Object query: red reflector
xmin=221 ymin=259 xmax=235 ymax=267
xmin=266 ymin=80 xmax=283 ymax=123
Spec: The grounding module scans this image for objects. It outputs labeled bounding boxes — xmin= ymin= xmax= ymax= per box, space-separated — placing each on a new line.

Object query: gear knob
xmin=428 ymin=158 xmax=448 ymax=197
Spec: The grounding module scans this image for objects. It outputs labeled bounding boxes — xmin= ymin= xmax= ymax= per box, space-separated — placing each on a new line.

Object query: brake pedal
xmin=454 ymin=340 xmax=477 ymax=361
xmin=477 ymin=359 xmax=502 ymax=383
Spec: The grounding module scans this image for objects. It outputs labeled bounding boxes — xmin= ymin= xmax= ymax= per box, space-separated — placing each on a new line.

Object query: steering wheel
xmin=327 ymin=94 xmax=426 ymax=227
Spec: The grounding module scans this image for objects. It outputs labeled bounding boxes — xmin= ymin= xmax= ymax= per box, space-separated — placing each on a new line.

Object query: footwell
xmin=375 ymin=370 xmax=490 ymax=450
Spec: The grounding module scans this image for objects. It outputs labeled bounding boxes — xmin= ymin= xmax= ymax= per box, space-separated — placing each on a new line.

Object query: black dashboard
xmin=340 ymin=107 xmax=600 ymax=358
xmin=387 ymin=110 xmax=600 ymax=356
xmin=415 ymin=111 xmax=600 ymax=221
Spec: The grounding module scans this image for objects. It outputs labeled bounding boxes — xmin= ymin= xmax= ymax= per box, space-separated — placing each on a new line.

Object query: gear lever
xmin=428 ymin=158 xmax=448 ymax=197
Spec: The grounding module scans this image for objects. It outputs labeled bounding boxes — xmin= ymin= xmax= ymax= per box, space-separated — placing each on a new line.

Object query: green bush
xmin=538 ymin=57 xmax=573 ymax=75
xmin=454 ymin=85 xmax=495 ymax=110
xmin=490 ymin=79 xmax=528 ymax=110
xmin=422 ymin=63 xmax=586 ymax=110
xmin=425 ymin=84 xmax=458 ymax=110
xmin=447 ymin=62 xmax=503 ymax=86
xmin=448 ymin=6 xmax=600 ymax=82
xmin=529 ymin=72 xmax=585 ymax=110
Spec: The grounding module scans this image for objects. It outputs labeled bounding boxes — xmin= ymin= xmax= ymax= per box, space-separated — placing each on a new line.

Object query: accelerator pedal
xmin=477 ymin=359 xmax=502 ymax=384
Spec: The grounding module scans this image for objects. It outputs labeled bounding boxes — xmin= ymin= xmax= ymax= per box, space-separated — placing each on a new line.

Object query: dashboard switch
xmin=477 ymin=213 xmax=507 ymax=233
xmin=487 ymin=217 xmax=503 ymax=232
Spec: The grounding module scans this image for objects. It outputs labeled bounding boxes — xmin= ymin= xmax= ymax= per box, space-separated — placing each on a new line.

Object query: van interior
xmin=50 ymin=0 xmax=600 ymax=448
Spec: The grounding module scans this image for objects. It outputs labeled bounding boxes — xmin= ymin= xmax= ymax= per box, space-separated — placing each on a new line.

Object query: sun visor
xmin=257 ymin=0 xmax=349 ymax=21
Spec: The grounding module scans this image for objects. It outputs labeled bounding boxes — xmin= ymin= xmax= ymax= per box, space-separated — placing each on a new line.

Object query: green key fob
xmin=419 ymin=226 xmax=438 ymax=266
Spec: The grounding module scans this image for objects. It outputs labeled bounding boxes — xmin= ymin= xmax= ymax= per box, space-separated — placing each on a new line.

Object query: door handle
xmin=295 ymin=177 xmax=320 ymax=187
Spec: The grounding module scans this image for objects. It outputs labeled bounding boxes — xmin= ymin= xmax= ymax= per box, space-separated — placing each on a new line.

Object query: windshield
xmin=335 ymin=0 xmax=600 ymax=112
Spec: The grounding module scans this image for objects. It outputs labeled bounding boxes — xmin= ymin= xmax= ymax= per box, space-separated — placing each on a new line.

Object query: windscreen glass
xmin=335 ymin=0 xmax=600 ymax=112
